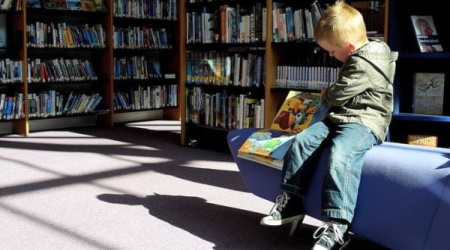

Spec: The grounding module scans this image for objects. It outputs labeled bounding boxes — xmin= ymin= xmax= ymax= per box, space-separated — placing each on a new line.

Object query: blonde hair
xmin=314 ymin=0 xmax=367 ymax=47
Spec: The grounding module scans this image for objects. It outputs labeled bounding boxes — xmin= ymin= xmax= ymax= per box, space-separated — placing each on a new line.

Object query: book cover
xmin=80 ymin=0 xmax=95 ymax=11
xmin=0 ymin=15 xmax=6 ymax=48
xmin=411 ymin=15 xmax=443 ymax=52
xmin=42 ymin=0 xmax=68 ymax=10
xmin=408 ymin=134 xmax=438 ymax=147
xmin=26 ymin=0 xmax=42 ymax=8
xmin=93 ymin=0 xmax=106 ymax=12
xmin=412 ymin=72 xmax=445 ymax=115
xmin=66 ymin=0 xmax=82 ymax=10
xmin=237 ymin=90 xmax=326 ymax=170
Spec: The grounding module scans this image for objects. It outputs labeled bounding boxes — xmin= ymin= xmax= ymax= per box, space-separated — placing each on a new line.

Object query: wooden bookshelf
xmin=0 ymin=0 xmax=180 ymax=135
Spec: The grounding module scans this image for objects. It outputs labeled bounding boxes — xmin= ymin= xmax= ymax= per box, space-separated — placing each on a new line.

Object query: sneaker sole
xmin=260 ymin=214 xmax=304 ymax=226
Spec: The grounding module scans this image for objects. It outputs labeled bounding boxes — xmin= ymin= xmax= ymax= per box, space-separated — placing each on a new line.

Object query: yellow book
xmin=408 ymin=134 xmax=438 ymax=147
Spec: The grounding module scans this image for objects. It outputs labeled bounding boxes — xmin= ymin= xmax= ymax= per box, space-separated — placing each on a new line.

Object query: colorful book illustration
xmin=237 ymin=90 xmax=327 ymax=169
xmin=411 ymin=15 xmax=443 ymax=52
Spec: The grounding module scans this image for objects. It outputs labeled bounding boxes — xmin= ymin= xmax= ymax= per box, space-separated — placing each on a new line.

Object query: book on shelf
xmin=411 ymin=15 xmax=443 ymax=52
xmin=42 ymin=0 xmax=68 ymax=10
xmin=0 ymin=15 xmax=6 ymax=48
xmin=412 ymin=72 xmax=445 ymax=115
xmin=66 ymin=0 xmax=82 ymax=10
xmin=93 ymin=0 xmax=107 ymax=12
xmin=407 ymin=134 xmax=438 ymax=148
xmin=80 ymin=0 xmax=95 ymax=11
xmin=237 ymin=90 xmax=327 ymax=170
xmin=26 ymin=0 xmax=42 ymax=8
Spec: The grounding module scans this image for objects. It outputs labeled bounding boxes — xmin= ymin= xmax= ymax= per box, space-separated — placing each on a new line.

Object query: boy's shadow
xmin=97 ymin=193 xmax=315 ymax=249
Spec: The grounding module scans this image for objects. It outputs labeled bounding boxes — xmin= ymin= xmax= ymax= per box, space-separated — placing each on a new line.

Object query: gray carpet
xmin=0 ymin=120 xmax=386 ymax=249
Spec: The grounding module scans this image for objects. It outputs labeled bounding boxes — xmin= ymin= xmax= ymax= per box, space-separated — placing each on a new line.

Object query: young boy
xmin=260 ymin=1 xmax=398 ymax=249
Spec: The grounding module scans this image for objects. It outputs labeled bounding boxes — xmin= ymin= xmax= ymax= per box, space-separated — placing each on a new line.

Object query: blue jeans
xmin=280 ymin=119 xmax=381 ymax=223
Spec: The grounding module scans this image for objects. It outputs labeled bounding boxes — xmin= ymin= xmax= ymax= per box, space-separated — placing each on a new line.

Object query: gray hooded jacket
xmin=322 ymin=40 xmax=399 ymax=141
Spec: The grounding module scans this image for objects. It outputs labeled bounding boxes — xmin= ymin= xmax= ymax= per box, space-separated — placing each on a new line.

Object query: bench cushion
xmin=228 ymin=128 xmax=450 ymax=250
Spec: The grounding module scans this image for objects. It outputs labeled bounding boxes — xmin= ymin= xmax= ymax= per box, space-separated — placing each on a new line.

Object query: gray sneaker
xmin=260 ymin=192 xmax=304 ymax=235
xmin=312 ymin=221 xmax=349 ymax=250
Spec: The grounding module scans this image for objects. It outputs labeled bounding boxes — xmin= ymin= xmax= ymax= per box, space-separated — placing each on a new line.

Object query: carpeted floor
xmin=0 ymin=120 xmax=387 ymax=249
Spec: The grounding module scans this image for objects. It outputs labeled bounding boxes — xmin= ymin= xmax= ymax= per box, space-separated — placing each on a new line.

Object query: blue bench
xmin=227 ymin=128 xmax=450 ymax=250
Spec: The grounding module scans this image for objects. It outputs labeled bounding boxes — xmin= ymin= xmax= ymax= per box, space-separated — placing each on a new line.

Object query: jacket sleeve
xmin=323 ymin=57 xmax=371 ymax=107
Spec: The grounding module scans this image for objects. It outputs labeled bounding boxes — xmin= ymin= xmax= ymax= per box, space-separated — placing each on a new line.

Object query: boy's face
xmin=317 ymin=39 xmax=353 ymax=63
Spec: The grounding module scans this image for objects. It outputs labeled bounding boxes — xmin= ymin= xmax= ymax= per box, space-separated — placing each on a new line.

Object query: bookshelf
xmin=181 ymin=0 xmax=266 ymax=150
xmin=1 ymin=2 xmax=27 ymax=135
xmin=179 ymin=0 xmax=388 ymax=151
xmin=0 ymin=0 xmax=180 ymax=135
xmin=387 ymin=0 xmax=450 ymax=147
xmin=111 ymin=2 xmax=179 ymax=124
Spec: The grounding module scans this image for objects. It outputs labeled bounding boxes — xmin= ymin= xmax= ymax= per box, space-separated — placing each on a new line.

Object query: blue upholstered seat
xmin=228 ymin=128 xmax=450 ymax=250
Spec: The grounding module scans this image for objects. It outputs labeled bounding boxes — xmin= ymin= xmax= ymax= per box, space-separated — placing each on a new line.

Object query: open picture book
xmin=237 ymin=90 xmax=328 ymax=169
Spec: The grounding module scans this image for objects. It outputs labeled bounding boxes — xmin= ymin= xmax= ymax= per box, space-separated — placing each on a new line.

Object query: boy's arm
xmin=323 ymin=58 xmax=370 ymax=106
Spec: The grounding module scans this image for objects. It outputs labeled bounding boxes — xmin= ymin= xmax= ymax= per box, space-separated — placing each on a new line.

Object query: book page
xmin=270 ymin=91 xmax=322 ymax=133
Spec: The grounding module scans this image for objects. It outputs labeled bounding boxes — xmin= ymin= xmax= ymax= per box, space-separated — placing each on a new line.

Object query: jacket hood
xmin=351 ymin=40 xmax=399 ymax=84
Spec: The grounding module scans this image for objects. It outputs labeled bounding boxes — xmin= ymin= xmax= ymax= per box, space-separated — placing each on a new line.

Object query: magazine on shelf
xmin=412 ymin=72 xmax=445 ymax=115
xmin=411 ymin=15 xmax=443 ymax=52
xmin=237 ymin=90 xmax=328 ymax=170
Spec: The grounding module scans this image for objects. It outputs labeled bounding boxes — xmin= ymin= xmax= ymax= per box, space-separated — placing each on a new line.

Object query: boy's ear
xmin=346 ymin=42 xmax=356 ymax=52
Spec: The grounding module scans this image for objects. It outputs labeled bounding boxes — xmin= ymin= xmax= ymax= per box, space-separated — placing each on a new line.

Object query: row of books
xmin=276 ymin=65 xmax=339 ymax=90
xmin=28 ymin=91 xmax=102 ymax=117
xmin=113 ymin=26 xmax=171 ymax=49
xmin=272 ymin=1 xmax=324 ymax=43
xmin=114 ymin=54 xmax=162 ymax=80
xmin=27 ymin=22 xmax=106 ymax=49
xmin=187 ymin=0 xmax=214 ymax=3
xmin=27 ymin=0 xmax=106 ymax=12
xmin=0 ymin=59 xmax=22 ymax=84
xmin=186 ymin=51 xmax=265 ymax=87
xmin=186 ymin=2 xmax=265 ymax=44
xmin=0 ymin=93 xmax=24 ymax=120
xmin=113 ymin=84 xmax=177 ymax=111
xmin=186 ymin=86 xmax=264 ymax=129
xmin=113 ymin=0 xmax=177 ymax=20
xmin=28 ymin=57 xmax=97 ymax=83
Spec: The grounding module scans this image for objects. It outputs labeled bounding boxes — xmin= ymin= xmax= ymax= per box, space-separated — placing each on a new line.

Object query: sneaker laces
xmin=313 ymin=222 xmax=345 ymax=246
xmin=273 ymin=192 xmax=290 ymax=213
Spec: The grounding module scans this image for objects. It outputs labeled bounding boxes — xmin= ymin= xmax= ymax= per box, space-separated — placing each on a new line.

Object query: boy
xmin=260 ymin=1 xmax=398 ymax=249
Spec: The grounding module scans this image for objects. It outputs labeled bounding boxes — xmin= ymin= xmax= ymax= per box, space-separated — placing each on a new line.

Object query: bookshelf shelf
xmin=393 ymin=113 xmax=450 ymax=123
xmin=399 ymin=52 xmax=450 ymax=59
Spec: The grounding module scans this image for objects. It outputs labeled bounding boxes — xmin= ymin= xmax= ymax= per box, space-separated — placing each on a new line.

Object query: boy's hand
xmin=320 ymin=87 xmax=328 ymax=102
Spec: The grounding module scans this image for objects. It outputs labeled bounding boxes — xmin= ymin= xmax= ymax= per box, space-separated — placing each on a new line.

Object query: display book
xmin=412 ymin=72 xmax=445 ymax=115
xmin=410 ymin=15 xmax=443 ymax=52
xmin=407 ymin=134 xmax=438 ymax=148
xmin=237 ymin=90 xmax=327 ymax=170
